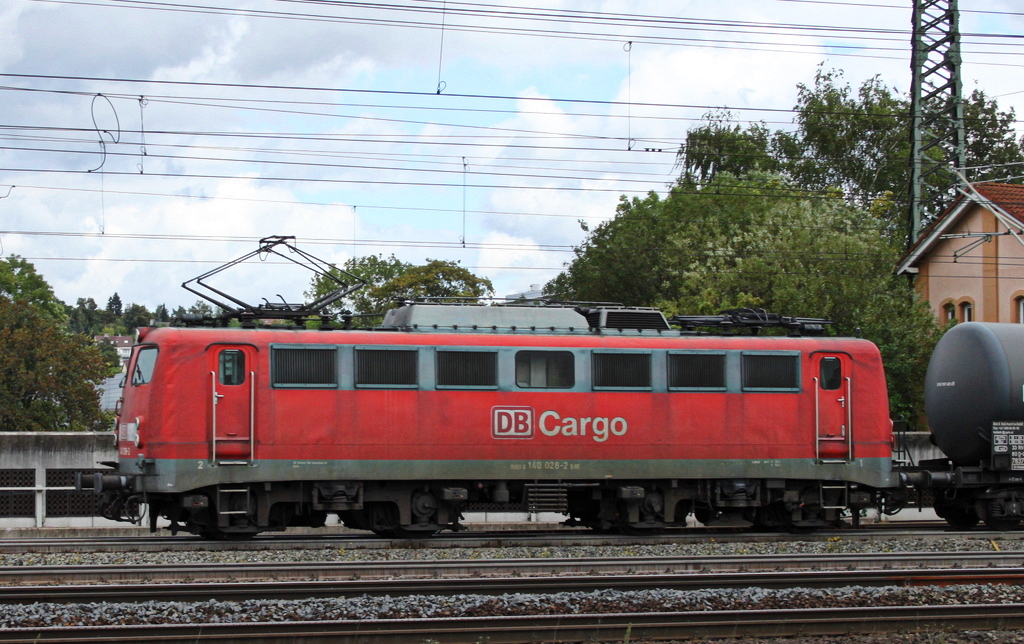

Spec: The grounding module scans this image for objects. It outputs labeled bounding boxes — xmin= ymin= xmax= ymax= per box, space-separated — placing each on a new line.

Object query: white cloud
xmin=1 ymin=0 xmax=1020 ymax=313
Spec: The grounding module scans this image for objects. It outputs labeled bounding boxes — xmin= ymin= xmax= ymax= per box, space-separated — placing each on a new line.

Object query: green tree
xmin=678 ymin=110 xmax=791 ymax=185
xmin=67 ymin=297 xmax=109 ymax=335
xmin=306 ymin=256 xmax=494 ymax=325
xmin=93 ymin=339 xmax=123 ymax=377
xmin=962 ymin=88 xmax=1024 ymax=183
xmin=677 ymin=68 xmax=1024 ymax=243
xmin=106 ymin=292 xmax=123 ymax=317
xmin=186 ymin=300 xmax=214 ymax=317
xmin=0 ymin=257 xmax=114 ymax=430
xmin=0 ymin=299 xmax=112 ymax=431
xmin=546 ymin=172 xmax=940 ymax=423
xmin=0 ymin=255 xmax=67 ymax=322
xmin=154 ymin=304 xmax=170 ymax=323
xmin=306 ymin=254 xmax=412 ymax=318
xmin=372 ymin=259 xmax=494 ymax=303
xmin=122 ymin=303 xmax=153 ymax=333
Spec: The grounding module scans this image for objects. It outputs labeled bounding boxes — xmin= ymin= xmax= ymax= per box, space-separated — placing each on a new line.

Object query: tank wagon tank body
xmin=922 ymin=322 xmax=1024 ymax=529
xmin=87 ymin=303 xmax=900 ymax=538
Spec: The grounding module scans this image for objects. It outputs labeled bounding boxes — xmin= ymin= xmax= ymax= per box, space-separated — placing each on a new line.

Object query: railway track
xmin=1 ymin=548 xmax=1022 ymax=641
xmin=1 ymin=564 xmax=1022 ymax=604
xmin=0 ymin=521 xmax=982 ymax=554
xmin=3 ymin=549 xmax=1022 ymax=586
xmin=2 ymin=604 xmax=1024 ymax=643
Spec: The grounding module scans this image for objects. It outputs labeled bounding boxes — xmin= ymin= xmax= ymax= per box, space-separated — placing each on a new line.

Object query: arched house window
xmin=1013 ymin=292 xmax=1024 ymax=324
xmin=958 ymin=298 xmax=975 ymax=323
xmin=941 ymin=300 xmax=956 ymax=323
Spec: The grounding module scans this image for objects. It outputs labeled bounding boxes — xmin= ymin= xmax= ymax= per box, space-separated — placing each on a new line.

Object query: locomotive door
xmin=814 ymin=354 xmax=852 ymax=463
xmin=209 ymin=345 xmax=257 ymax=465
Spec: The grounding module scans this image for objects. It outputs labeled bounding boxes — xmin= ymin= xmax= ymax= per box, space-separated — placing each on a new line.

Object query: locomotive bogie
xmin=116 ymin=475 xmax=884 ymax=537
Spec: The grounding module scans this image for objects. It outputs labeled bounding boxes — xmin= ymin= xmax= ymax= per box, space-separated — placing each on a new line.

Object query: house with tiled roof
xmin=897 ymin=183 xmax=1024 ymax=323
xmin=93 ymin=334 xmax=133 ymax=368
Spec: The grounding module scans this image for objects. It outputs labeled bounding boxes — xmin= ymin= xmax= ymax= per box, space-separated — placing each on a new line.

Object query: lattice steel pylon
xmin=909 ymin=0 xmax=966 ymax=243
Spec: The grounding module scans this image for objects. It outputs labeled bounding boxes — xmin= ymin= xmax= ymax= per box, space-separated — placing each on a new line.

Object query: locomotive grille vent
xmin=581 ymin=308 xmax=670 ymax=331
xmin=593 ymin=353 xmax=651 ymax=388
xmin=524 ymin=483 xmax=570 ymax=513
xmin=356 ymin=349 xmax=417 ymax=386
xmin=742 ymin=354 xmax=799 ymax=390
xmin=272 ymin=347 xmax=337 ymax=386
xmin=669 ymin=353 xmax=726 ymax=389
xmin=437 ymin=351 xmax=497 ymax=387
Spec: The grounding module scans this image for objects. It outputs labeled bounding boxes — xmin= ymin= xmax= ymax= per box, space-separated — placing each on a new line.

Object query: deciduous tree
xmin=0 ymin=255 xmax=67 ymax=322
xmin=306 ymin=256 xmax=494 ymax=325
xmin=546 ymin=172 xmax=940 ymax=423
xmin=0 ymin=299 xmax=112 ymax=431
xmin=678 ymin=68 xmax=1024 ymax=243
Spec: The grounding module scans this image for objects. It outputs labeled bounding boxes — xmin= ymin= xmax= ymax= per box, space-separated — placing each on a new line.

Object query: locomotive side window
xmin=515 ymin=351 xmax=574 ymax=388
xmin=741 ymin=353 xmax=799 ymax=391
xmin=218 ymin=350 xmax=246 ymax=386
xmin=271 ymin=347 xmax=337 ymax=387
xmin=819 ymin=357 xmax=842 ymax=390
xmin=355 ymin=349 xmax=418 ymax=387
xmin=593 ymin=352 xmax=651 ymax=389
xmin=437 ymin=350 xmax=498 ymax=388
xmin=668 ymin=352 xmax=726 ymax=390
xmin=130 ymin=347 xmax=158 ymax=386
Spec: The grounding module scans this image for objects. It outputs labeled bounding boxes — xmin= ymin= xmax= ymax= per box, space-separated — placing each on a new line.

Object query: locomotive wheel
xmin=616 ymin=518 xmax=663 ymax=535
xmin=784 ymin=520 xmax=817 ymax=535
xmin=367 ymin=502 xmax=438 ymax=538
xmin=938 ymin=506 xmax=980 ymax=530
xmin=197 ymin=529 xmax=257 ymax=541
xmin=382 ymin=526 xmax=438 ymax=539
xmin=984 ymin=516 xmax=1020 ymax=531
xmin=693 ymin=506 xmax=714 ymax=526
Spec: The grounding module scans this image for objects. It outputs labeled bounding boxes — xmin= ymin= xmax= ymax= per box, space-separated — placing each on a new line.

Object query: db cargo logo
xmin=492 ymin=407 xmax=534 ymax=439
xmin=492 ymin=406 xmax=630 ymax=442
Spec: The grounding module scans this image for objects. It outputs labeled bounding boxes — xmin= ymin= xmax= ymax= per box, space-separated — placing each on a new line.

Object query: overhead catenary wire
xmin=3 ymin=0 xmax=1021 ymax=298
xmin=25 ymin=0 xmax=1024 ymax=62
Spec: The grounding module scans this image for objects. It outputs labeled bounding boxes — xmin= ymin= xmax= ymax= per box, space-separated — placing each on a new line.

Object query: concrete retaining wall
xmin=0 ymin=432 xmax=119 ymax=528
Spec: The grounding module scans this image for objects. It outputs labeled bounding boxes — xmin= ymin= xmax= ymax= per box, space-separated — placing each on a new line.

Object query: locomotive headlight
xmin=129 ymin=417 xmax=141 ymax=447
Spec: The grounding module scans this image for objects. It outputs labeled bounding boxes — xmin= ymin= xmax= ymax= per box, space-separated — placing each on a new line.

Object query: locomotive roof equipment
xmin=180 ymin=235 xmax=366 ymax=327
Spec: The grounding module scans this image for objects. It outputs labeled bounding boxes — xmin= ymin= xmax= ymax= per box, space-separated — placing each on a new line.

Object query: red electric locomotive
xmin=82 ymin=239 xmax=902 ymax=538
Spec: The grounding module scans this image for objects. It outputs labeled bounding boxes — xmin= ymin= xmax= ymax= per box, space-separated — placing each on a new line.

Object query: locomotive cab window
xmin=130 ymin=347 xmax=158 ymax=386
xmin=218 ymin=350 xmax=246 ymax=386
xmin=741 ymin=352 xmax=800 ymax=391
xmin=819 ymin=357 xmax=842 ymax=390
xmin=593 ymin=352 xmax=651 ymax=390
xmin=271 ymin=346 xmax=337 ymax=388
xmin=437 ymin=350 xmax=497 ymax=388
xmin=515 ymin=351 xmax=574 ymax=389
xmin=669 ymin=352 xmax=726 ymax=390
xmin=355 ymin=348 xmax=418 ymax=387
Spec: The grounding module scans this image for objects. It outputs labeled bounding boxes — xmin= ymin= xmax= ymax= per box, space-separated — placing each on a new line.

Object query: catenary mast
xmin=909 ymin=0 xmax=966 ymax=244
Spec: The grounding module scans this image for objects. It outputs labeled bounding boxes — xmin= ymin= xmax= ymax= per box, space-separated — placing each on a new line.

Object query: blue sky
xmin=1 ymin=0 xmax=1021 ymax=312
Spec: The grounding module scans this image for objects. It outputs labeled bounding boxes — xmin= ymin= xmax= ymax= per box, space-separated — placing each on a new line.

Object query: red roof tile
xmin=897 ymin=182 xmax=1024 ymax=272
xmin=972 ymin=182 xmax=1024 ymax=222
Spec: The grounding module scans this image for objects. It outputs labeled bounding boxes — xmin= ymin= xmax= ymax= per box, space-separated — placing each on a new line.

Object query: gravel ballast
xmin=2 ymin=534 xmax=1023 ymax=637
xmin=2 ymin=584 xmax=1024 ymax=629
xmin=0 ymin=534 xmax=1019 ymax=567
